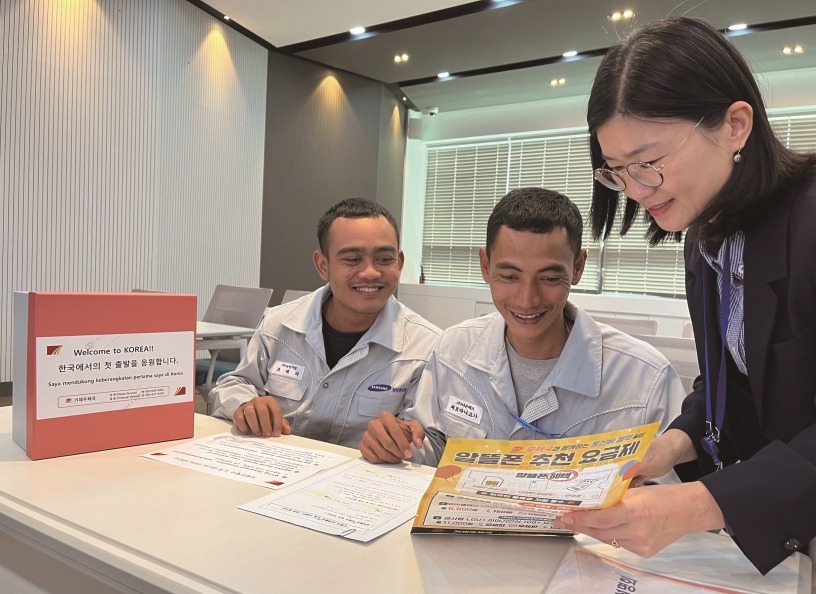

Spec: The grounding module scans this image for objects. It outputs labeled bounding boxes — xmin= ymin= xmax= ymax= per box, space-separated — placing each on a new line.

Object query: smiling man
xmin=209 ymin=198 xmax=440 ymax=448
xmin=359 ymin=188 xmax=685 ymax=468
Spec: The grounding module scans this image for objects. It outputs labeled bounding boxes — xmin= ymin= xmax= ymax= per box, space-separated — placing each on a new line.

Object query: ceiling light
xmin=394 ymin=53 xmax=409 ymax=63
xmin=349 ymin=26 xmax=366 ymax=35
xmin=728 ymin=23 xmax=747 ymax=31
xmin=223 ymin=15 xmax=230 ymax=21
xmin=609 ymin=9 xmax=635 ymax=22
xmin=784 ymin=45 xmax=805 ymax=55
xmin=550 ymin=78 xmax=566 ymax=87
xmin=562 ymin=50 xmax=577 ymax=58
xmin=437 ymin=72 xmax=450 ymax=79
xmin=402 ymin=96 xmax=407 ymax=101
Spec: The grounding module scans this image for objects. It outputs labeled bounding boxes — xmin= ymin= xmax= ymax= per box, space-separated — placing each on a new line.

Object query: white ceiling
xmin=204 ymin=0 xmax=816 ymax=113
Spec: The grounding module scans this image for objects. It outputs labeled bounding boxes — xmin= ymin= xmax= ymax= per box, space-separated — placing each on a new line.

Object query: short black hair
xmin=587 ymin=16 xmax=816 ymax=245
xmin=316 ymin=198 xmax=400 ymax=254
xmin=486 ymin=187 xmax=583 ymax=259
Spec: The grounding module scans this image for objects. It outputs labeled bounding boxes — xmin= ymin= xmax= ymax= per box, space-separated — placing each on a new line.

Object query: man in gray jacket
xmin=210 ymin=198 xmax=440 ymax=448
xmin=359 ymin=188 xmax=685 ymax=468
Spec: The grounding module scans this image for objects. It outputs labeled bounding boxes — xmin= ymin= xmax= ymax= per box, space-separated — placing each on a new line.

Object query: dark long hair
xmin=587 ymin=16 xmax=816 ymax=245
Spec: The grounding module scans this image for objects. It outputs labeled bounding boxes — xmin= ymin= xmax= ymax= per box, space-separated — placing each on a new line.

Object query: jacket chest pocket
xmin=357 ymin=391 xmax=404 ymax=418
xmin=264 ymin=376 xmax=307 ymax=403
xmin=439 ymin=412 xmax=488 ymax=440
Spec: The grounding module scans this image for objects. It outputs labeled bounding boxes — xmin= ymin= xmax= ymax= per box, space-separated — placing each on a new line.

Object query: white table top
xmin=196 ymin=321 xmax=256 ymax=339
xmin=0 ymin=408 xmax=572 ymax=594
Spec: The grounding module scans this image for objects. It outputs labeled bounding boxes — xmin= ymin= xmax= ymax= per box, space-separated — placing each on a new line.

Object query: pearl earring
xmin=733 ymin=146 xmax=743 ymax=164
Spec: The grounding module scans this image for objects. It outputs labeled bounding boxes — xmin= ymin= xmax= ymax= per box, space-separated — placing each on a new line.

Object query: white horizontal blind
xmin=770 ymin=112 xmax=816 ymax=151
xmin=422 ymin=132 xmax=599 ymax=290
xmin=422 ymin=142 xmax=509 ymax=283
xmin=603 ymin=110 xmax=816 ymax=297
xmin=422 ymin=108 xmax=816 ymax=298
xmin=507 ymin=134 xmax=598 ymax=291
xmin=601 ymin=225 xmax=686 ymax=297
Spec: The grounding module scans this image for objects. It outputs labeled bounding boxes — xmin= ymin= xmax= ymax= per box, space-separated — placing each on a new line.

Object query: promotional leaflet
xmin=411 ymin=422 xmax=658 ymax=535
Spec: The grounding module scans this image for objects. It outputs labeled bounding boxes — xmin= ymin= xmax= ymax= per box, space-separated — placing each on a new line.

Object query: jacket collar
xmin=462 ymin=303 xmax=602 ymax=398
xmin=282 ymin=284 xmax=403 ymax=354
xmin=686 ymin=182 xmax=797 ymax=413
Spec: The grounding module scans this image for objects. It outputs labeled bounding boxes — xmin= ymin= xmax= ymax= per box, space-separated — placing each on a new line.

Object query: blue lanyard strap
xmin=700 ymin=241 xmax=731 ymax=469
xmin=500 ymin=398 xmax=557 ymax=439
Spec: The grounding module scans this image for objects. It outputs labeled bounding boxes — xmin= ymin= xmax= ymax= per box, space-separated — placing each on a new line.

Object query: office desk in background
xmin=0 ymin=409 xmax=573 ymax=594
xmin=195 ymin=321 xmax=256 ymax=391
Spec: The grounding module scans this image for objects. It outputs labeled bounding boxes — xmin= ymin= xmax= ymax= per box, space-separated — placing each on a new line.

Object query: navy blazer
xmin=669 ymin=168 xmax=816 ymax=574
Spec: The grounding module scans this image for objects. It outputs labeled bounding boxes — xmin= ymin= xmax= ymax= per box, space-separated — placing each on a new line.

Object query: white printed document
xmin=143 ymin=432 xmax=350 ymax=489
xmin=544 ymin=532 xmax=810 ymax=594
xmin=240 ymin=459 xmax=433 ymax=542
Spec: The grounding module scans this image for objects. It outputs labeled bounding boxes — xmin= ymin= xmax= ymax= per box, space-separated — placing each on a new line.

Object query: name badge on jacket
xmin=446 ymin=396 xmax=483 ymax=424
xmin=271 ymin=360 xmax=305 ymax=381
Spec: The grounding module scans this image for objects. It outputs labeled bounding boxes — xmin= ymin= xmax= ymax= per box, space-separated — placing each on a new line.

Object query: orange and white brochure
xmin=411 ymin=422 xmax=659 ymax=535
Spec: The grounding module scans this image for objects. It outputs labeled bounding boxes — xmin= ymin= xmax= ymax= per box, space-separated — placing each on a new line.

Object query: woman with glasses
xmin=555 ymin=16 xmax=816 ymax=574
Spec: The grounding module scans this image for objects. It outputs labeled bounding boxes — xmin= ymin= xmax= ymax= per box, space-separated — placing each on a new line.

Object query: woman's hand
xmin=555 ymin=482 xmax=724 ymax=556
xmin=630 ymin=429 xmax=697 ymax=486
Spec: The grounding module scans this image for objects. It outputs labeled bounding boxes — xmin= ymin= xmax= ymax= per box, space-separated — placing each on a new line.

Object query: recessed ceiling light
xmin=437 ymin=72 xmax=450 ymax=78
xmin=394 ymin=53 xmax=409 ymax=63
xmin=402 ymin=96 xmax=407 ymax=101
xmin=550 ymin=78 xmax=566 ymax=86
xmin=223 ymin=15 xmax=230 ymax=21
xmin=784 ymin=45 xmax=805 ymax=55
xmin=562 ymin=50 xmax=578 ymax=58
xmin=349 ymin=26 xmax=366 ymax=35
xmin=609 ymin=9 xmax=635 ymax=22
xmin=728 ymin=23 xmax=748 ymax=31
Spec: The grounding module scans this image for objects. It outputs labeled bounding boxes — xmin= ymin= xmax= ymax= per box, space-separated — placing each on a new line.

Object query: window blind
xmin=421 ymin=109 xmax=816 ymax=297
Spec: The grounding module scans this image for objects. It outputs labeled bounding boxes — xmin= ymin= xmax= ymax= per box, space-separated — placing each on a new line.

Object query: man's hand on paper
xmin=359 ymin=412 xmax=425 ymax=464
xmin=233 ymin=396 xmax=291 ymax=438
xmin=554 ymin=482 xmax=725 ymax=557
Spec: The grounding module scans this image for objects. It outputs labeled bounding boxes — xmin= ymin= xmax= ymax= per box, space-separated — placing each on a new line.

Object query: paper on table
xmin=240 ymin=459 xmax=433 ymax=542
xmin=544 ymin=532 xmax=810 ymax=594
xmin=143 ymin=432 xmax=351 ymax=489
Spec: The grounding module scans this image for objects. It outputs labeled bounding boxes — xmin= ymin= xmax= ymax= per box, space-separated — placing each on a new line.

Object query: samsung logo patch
xmin=368 ymin=384 xmax=392 ymax=392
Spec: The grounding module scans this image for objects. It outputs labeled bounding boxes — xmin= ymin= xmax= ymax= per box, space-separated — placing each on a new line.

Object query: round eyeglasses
xmin=593 ymin=116 xmax=705 ymax=192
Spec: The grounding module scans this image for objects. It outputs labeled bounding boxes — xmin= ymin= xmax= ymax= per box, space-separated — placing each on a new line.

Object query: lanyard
xmin=700 ymin=241 xmax=731 ymax=470
xmin=501 ymin=399 xmax=558 ymax=439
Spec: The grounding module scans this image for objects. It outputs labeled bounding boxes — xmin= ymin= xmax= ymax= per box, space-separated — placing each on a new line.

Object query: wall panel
xmin=0 ymin=0 xmax=267 ymax=381
xmin=260 ymin=52 xmax=406 ymax=303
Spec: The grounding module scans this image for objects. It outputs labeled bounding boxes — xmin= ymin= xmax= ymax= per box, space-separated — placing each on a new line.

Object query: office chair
xmin=281 ymin=289 xmax=311 ymax=304
xmin=196 ymin=284 xmax=272 ymax=390
xmin=633 ymin=334 xmax=700 ymax=394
